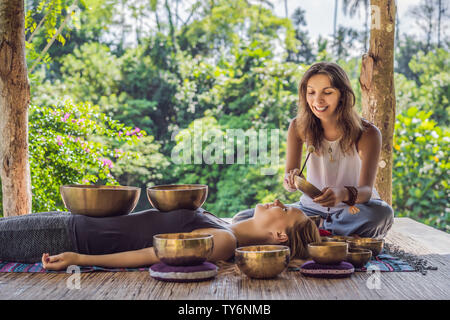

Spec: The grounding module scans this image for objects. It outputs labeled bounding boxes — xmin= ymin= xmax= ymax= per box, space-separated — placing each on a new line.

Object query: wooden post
xmin=0 ymin=0 xmax=32 ymax=216
xmin=359 ymin=0 xmax=396 ymax=205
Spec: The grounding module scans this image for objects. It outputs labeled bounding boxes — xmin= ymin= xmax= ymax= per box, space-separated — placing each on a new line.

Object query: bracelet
xmin=343 ymin=186 xmax=358 ymax=206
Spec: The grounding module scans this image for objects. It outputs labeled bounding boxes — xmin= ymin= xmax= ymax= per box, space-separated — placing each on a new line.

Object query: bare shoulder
xmin=357 ymin=120 xmax=382 ymax=155
xmin=288 ymin=117 xmax=304 ymax=142
xmin=193 ymin=228 xmax=236 ymax=243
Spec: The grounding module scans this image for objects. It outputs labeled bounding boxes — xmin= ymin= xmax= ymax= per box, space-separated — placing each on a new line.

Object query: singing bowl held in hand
xmin=293 ymin=176 xmax=322 ymax=199
xmin=235 ymin=245 xmax=290 ymax=279
xmin=307 ymin=242 xmax=348 ymax=265
xmin=153 ymin=233 xmax=214 ymax=266
xmin=147 ymin=184 xmax=208 ymax=212
xmin=60 ymin=185 xmax=140 ymax=217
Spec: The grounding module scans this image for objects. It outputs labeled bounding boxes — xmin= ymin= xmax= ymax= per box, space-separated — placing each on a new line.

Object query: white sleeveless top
xmin=299 ymin=136 xmax=381 ymax=213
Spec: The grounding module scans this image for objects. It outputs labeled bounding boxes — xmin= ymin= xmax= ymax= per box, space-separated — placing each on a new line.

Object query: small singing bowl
xmin=153 ymin=233 xmax=214 ymax=266
xmin=60 ymin=185 xmax=140 ymax=217
xmin=147 ymin=184 xmax=208 ymax=212
xmin=331 ymin=235 xmax=355 ymax=242
xmin=347 ymin=238 xmax=384 ymax=257
xmin=307 ymin=242 xmax=348 ymax=265
xmin=235 ymin=245 xmax=290 ymax=279
xmin=309 ymin=215 xmax=321 ymax=227
xmin=346 ymin=248 xmax=372 ymax=268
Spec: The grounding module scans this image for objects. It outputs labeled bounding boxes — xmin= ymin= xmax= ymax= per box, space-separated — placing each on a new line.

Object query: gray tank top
xmin=67 ymin=208 xmax=230 ymax=255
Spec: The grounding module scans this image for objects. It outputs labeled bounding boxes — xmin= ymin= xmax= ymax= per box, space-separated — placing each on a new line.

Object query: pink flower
xmin=61 ymin=113 xmax=70 ymax=122
xmin=100 ymin=158 xmax=113 ymax=169
xmin=56 ymin=135 xmax=63 ymax=146
xmin=118 ymin=131 xmax=123 ymax=136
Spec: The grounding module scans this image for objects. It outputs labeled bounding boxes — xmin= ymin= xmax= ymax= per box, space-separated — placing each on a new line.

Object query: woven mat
xmin=0 ymin=261 xmax=147 ymax=273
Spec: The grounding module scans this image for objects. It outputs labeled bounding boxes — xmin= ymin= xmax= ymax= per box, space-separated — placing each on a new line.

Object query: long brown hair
xmin=285 ymin=218 xmax=321 ymax=259
xmin=296 ymin=62 xmax=367 ymax=156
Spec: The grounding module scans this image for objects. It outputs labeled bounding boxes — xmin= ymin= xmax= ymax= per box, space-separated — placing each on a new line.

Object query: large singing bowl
xmin=60 ymin=185 xmax=140 ymax=217
xmin=153 ymin=233 xmax=214 ymax=266
xmin=235 ymin=245 xmax=290 ymax=279
xmin=147 ymin=184 xmax=208 ymax=212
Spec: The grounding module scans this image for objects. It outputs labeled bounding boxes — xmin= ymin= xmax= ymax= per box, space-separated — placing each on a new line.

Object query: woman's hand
xmin=41 ymin=252 xmax=79 ymax=271
xmin=313 ymin=187 xmax=348 ymax=207
xmin=284 ymin=169 xmax=305 ymax=192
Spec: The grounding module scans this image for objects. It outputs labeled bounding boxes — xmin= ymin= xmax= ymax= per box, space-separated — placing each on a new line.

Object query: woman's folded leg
xmin=0 ymin=212 xmax=75 ymax=263
xmin=321 ymin=199 xmax=394 ymax=238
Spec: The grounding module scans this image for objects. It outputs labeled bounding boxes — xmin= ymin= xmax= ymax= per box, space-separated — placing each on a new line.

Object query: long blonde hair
xmin=285 ymin=218 xmax=321 ymax=259
xmin=296 ymin=62 xmax=367 ymax=156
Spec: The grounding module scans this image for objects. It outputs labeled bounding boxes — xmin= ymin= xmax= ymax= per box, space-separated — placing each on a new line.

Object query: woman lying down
xmin=0 ymin=200 xmax=320 ymax=271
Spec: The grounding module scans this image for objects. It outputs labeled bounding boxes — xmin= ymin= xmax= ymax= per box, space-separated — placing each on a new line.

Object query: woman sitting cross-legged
xmin=232 ymin=62 xmax=394 ymax=238
xmin=0 ymin=199 xmax=320 ymax=271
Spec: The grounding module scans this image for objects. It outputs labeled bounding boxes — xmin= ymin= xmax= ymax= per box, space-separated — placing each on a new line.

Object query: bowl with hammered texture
xmin=346 ymin=238 xmax=384 ymax=257
xmin=235 ymin=245 xmax=290 ymax=279
xmin=307 ymin=241 xmax=348 ymax=265
xmin=60 ymin=184 xmax=140 ymax=217
xmin=147 ymin=184 xmax=208 ymax=212
xmin=153 ymin=233 xmax=214 ymax=266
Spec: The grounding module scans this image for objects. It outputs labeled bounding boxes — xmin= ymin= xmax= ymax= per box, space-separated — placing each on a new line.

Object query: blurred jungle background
xmin=0 ymin=0 xmax=448 ymax=232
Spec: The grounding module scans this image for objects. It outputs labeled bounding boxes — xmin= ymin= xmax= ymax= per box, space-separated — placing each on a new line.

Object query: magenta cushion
xmin=299 ymin=261 xmax=354 ymax=278
xmin=149 ymin=262 xmax=218 ymax=282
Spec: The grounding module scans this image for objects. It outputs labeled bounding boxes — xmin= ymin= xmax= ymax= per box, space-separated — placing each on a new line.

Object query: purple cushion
xmin=299 ymin=261 xmax=354 ymax=279
xmin=149 ymin=262 xmax=218 ymax=282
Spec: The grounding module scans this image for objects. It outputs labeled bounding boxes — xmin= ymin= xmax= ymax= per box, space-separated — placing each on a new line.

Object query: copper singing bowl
xmin=235 ymin=245 xmax=290 ymax=279
xmin=347 ymin=238 xmax=384 ymax=257
xmin=60 ymin=185 xmax=140 ymax=217
xmin=308 ymin=242 xmax=348 ymax=265
xmin=153 ymin=233 xmax=214 ymax=266
xmin=309 ymin=215 xmax=321 ymax=227
xmin=293 ymin=176 xmax=322 ymax=198
xmin=346 ymin=248 xmax=372 ymax=268
xmin=147 ymin=184 xmax=208 ymax=212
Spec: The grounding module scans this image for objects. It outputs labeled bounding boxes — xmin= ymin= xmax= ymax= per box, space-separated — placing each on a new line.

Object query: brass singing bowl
xmin=331 ymin=235 xmax=355 ymax=242
xmin=147 ymin=184 xmax=208 ymax=212
xmin=346 ymin=248 xmax=372 ymax=268
xmin=235 ymin=245 xmax=290 ymax=279
xmin=153 ymin=233 xmax=214 ymax=266
xmin=308 ymin=242 xmax=348 ymax=265
xmin=60 ymin=185 xmax=140 ymax=217
xmin=321 ymin=236 xmax=334 ymax=242
xmin=309 ymin=215 xmax=321 ymax=227
xmin=293 ymin=176 xmax=322 ymax=198
xmin=347 ymin=238 xmax=384 ymax=257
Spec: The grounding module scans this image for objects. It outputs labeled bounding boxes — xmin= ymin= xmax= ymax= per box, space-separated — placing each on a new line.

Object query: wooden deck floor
xmin=0 ymin=218 xmax=449 ymax=300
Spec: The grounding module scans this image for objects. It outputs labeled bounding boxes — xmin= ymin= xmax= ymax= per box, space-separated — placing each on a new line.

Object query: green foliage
xmin=58 ymin=42 xmax=122 ymax=106
xmin=408 ymin=49 xmax=449 ymax=126
xmin=9 ymin=0 xmax=446 ymax=233
xmin=392 ymin=106 xmax=450 ymax=232
xmin=28 ymin=99 xmax=145 ymax=212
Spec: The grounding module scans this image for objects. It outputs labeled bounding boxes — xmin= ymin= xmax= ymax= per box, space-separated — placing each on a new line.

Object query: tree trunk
xmin=333 ymin=0 xmax=338 ymax=39
xmin=359 ymin=0 xmax=396 ymax=206
xmin=0 ymin=0 xmax=32 ymax=216
xmin=437 ymin=0 xmax=442 ymax=48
